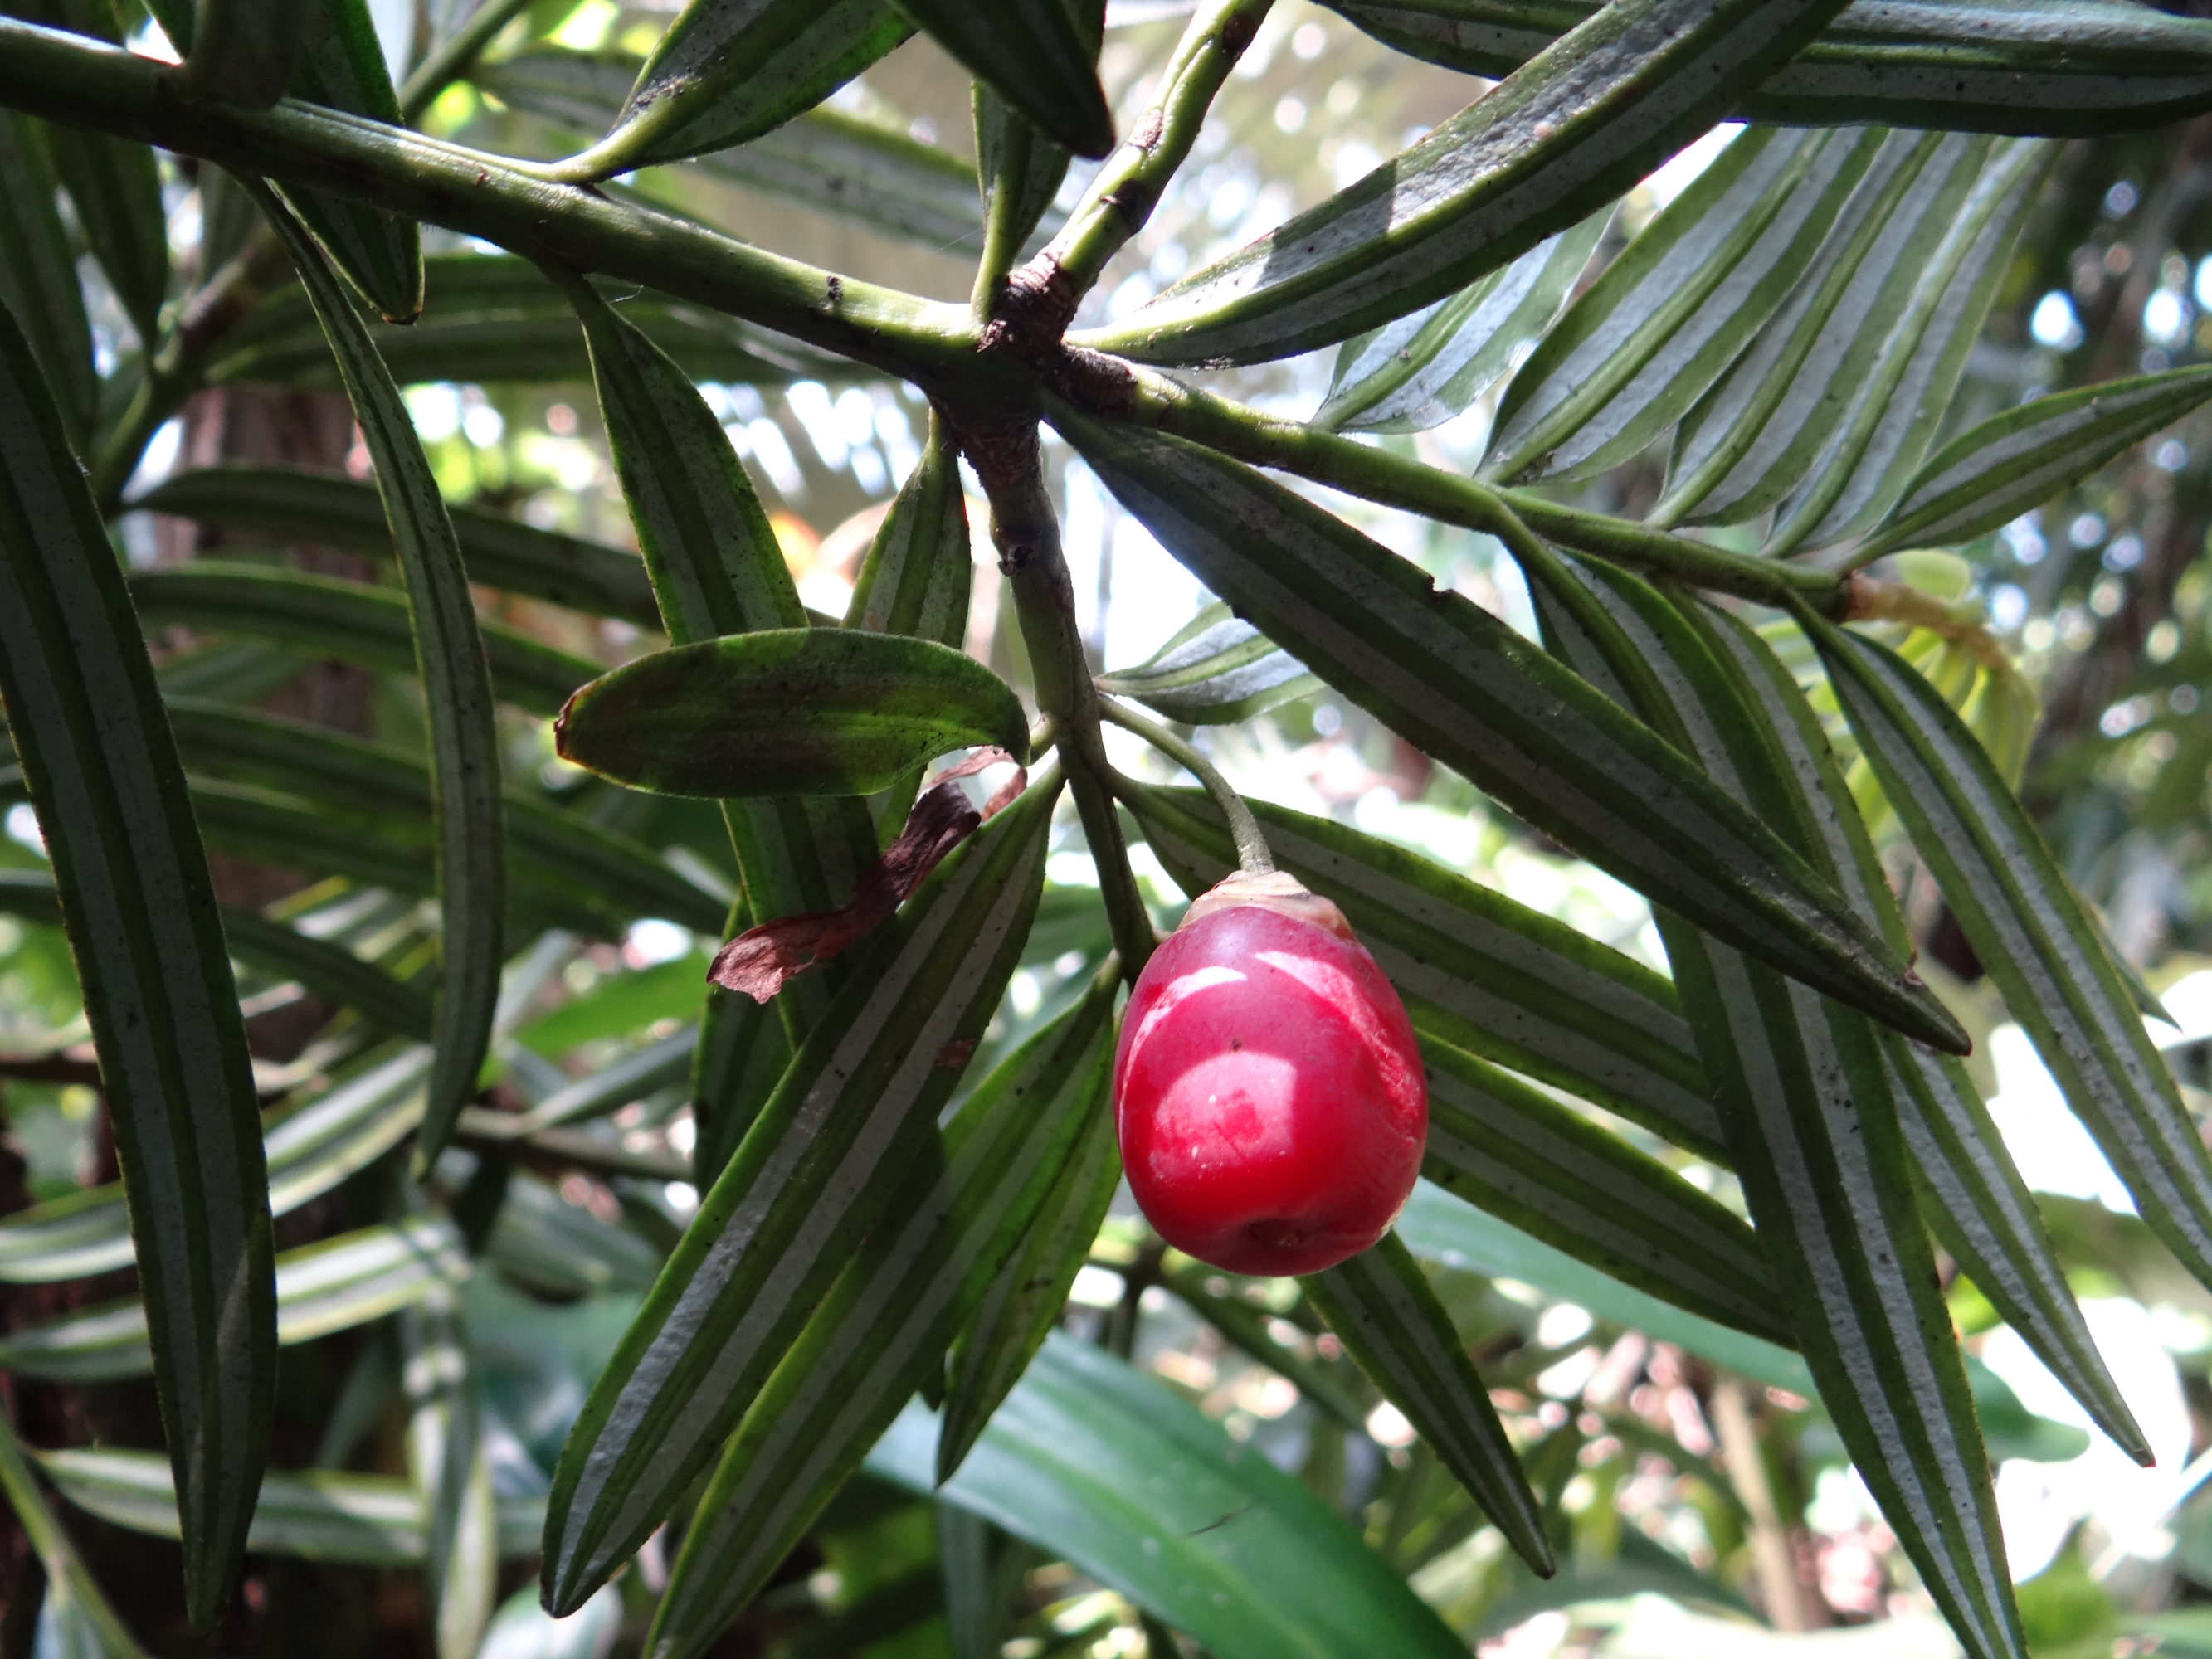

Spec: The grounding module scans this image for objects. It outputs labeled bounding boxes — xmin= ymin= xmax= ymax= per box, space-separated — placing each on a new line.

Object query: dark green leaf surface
xmin=557 ymin=630 xmax=1026 ymax=798
xmin=0 ymin=113 xmax=95 ymax=445
xmin=541 ymin=0 xmax=912 ymax=177
xmin=1085 ymin=0 xmax=1852 ymax=364
xmin=646 ymin=961 xmax=1118 ymax=1659
xmin=1061 ymin=414 xmax=1963 ymax=1053
xmin=133 ymin=464 xmax=663 ymax=626
xmin=0 ymin=297 xmax=273 ymax=1627
xmin=0 ymin=1217 xmax=466 ymax=1382
xmin=1322 ymin=207 xmax=1606 ymax=435
xmin=938 ymin=1051 xmax=1122 ymax=1483
xmin=870 ymin=1334 xmax=1469 ymax=1659
xmin=845 ymin=414 xmax=972 ymax=644
xmin=1530 ymin=553 xmax=2026 ymax=1659
xmin=171 ymin=0 xmax=306 ymax=109
xmin=888 ymin=0 xmax=1113 ymax=159
xmin=1319 ymin=0 xmax=2212 ymax=134
xmin=1303 ymin=1233 xmax=1552 ymax=1574
xmin=1122 ymin=782 xmax=1720 ymax=1155
xmin=1417 ymin=1037 xmax=1786 ymax=1342
xmin=131 ymin=563 xmax=603 ymax=717
xmin=1859 ymin=366 xmax=2212 ymax=562
xmin=1810 ymin=615 xmax=2212 ymax=1297
xmin=256 ymin=186 xmax=503 ymax=1170
xmin=541 ymin=776 xmax=1055 ymax=1614
xmin=1094 ymin=603 xmax=1321 ymax=727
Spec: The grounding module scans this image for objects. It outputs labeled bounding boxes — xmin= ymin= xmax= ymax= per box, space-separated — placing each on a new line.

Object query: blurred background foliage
xmin=13 ymin=1 xmax=2212 ymax=1656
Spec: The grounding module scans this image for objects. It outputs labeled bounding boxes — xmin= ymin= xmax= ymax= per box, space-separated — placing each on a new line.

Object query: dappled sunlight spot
xmin=1983 ymin=1299 xmax=2193 ymax=1580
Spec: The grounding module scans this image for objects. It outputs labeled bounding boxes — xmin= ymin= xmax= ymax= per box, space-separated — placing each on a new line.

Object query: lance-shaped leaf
xmin=0 ymin=297 xmax=273 ymax=1627
xmin=401 ymin=1281 xmax=498 ymax=1659
xmin=691 ymin=965 xmax=792 ymax=1185
xmin=132 ymin=564 xmax=602 ymax=718
xmin=563 ymin=268 xmax=880 ymax=1036
xmin=1808 ymin=615 xmax=2212 ymax=1296
xmin=484 ymin=1168 xmax=667 ymax=1298
xmin=1320 ymin=207 xmax=1607 ymax=435
xmin=1708 ymin=605 xmax=2145 ymax=1459
xmin=37 ymin=1450 xmax=547 ymax=1565
xmin=873 ymin=1334 xmax=1469 ymax=1659
xmin=170 ymin=0 xmax=308 ymax=109
xmin=1484 ymin=125 xmax=1876 ymax=484
xmin=1317 ymin=0 xmax=2212 ymax=136
xmin=0 ymin=113 xmax=95 ymax=445
xmin=556 ymin=630 xmax=1027 ymax=799
xmin=1084 ymin=0 xmax=1851 ymax=366
xmin=1770 ymin=137 xmax=2053 ymax=553
xmin=1526 ymin=552 xmax=2027 ymax=1659
xmin=1303 ymin=1232 xmax=1550 ymax=1573
xmin=846 ymin=414 xmax=972 ymax=645
xmin=211 ymin=255 xmax=840 ymax=392
xmin=974 ymin=83 xmax=1074 ymax=279
xmin=646 ymin=962 xmax=1118 ymax=1659
xmin=534 ymin=0 xmax=913 ymax=179
xmin=0 ymin=1045 xmax=432 ymax=1284
xmin=1058 ymin=413 xmax=1963 ymax=1053
xmin=1120 ymin=781 xmax=1719 ymax=1155
xmin=133 ymin=464 xmax=663 ymax=626
xmin=256 ymin=186 xmax=503 ymax=1170
xmin=1858 ymin=366 xmax=2212 ymax=562
xmin=0 ymin=1409 xmax=147 ymax=1657
xmin=164 ymin=702 xmax=721 ymax=936
xmin=1094 ymin=603 xmax=1322 ymax=727
xmin=938 ymin=1056 xmax=1122 ymax=1483
xmin=506 ymin=1027 xmax=699 ymax=1135
xmin=1418 ymin=1037 xmax=1786 ymax=1342
xmin=0 ymin=1217 xmax=467 ymax=1382
xmin=540 ymin=776 xmax=1056 ymax=1614
xmin=889 ymin=0 xmax=1112 ymax=160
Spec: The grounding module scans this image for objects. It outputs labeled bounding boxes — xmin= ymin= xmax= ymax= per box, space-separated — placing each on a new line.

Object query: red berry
xmin=1113 ymin=872 xmax=1427 ymax=1277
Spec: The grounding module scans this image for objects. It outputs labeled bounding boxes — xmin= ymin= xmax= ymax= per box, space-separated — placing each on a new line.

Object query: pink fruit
xmin=1113 ymin=871 xmax=1427 ymax=1276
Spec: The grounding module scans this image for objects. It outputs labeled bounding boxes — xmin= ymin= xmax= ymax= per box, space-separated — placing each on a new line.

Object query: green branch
xmin=1098 ymin=696 xmax=1274 ymax=875
xmin=1097 ymin=371 xmax=1851 ymax=616
xmin=1043 ymin=0 xmax=1276 ymax=298
xmin=0 ymin=17 xmax=982 ymax=387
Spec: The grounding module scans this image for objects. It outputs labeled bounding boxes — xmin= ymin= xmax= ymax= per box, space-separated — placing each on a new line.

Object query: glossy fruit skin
xmin=1113 ymin=884 xmax=1426 ymax=1277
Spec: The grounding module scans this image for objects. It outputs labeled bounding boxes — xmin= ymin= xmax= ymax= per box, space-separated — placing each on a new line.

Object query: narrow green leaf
xmin=163 ymin=700 xmax=722 ymax=936
xmin=482 ymin=1168 xmax=667 ymax=1298
xmin=256 ymin=184 xmax=504 ymax=1170
xmin=557 ymin=630 xmax=1026 ymax=799
xmin=1859 ymin=366 xmax=2212 ymax=561
xmin=1809 ymin=615 xmax=2212 ymax=1297
xmin=0 ymin=113 xmax=95 ymax=445
xmin=938 ymin=1052 xmax=1121 ymax=1483
xmin=1483 ymin=125 xmax=1877 ymax=483
xmin=563 ymin=267 xmax=881 ymax=1036
xmin=172 ymin=0 xmax=308 ymax=108
xmin=510 ymin=1027 xmax=699 ymax=1134
xmin=888 ymin=0 xmax=1112 ymax=159
xmin=690 ymin=894 xmax=792 ymax=1186
xmin=1157 ymin=1267 xmax=1372 ymax=1433
xmin=540 ymin=776 xmax=1057 ymax=1614
xmin=646 ymin=961 xmax=1118 ymax=1659
xmin=1084 ymin=0 xmax=1852 ymax=365
xmin=131 ymin=563 xmax=602 ymax=718
xmin=540 ymin=0 xmax=912 ymax=178
xmin=133 ymin=464 xmax=664 ymax=627
xmin=846 ymin=413 xmax=973 ymax=644
xmin=211 ymin=255 xmax=845 ymax=392
xmin=973 ymin=80 xmax=1073 ymax=277
xmin=37 ymin=1448 xmax=547 ymax=1565
xmin=0 ymin=1409 xmax=147 ymax=1657
xmin=1094 ymin=603 xmax=1322 ymax=727
xmin=1527 ymin=552 xmax=2027 ymax=1659
xmin=1320 ymin=207 xmax=1607 ymax=435
xmin=0 ymin=1045 xmax=433 ymax=1284
xmin=1318 ymin=0 xmax=2212 ymax=135
xmin=1417 ymin=1036 xmax=1786 ymax=1343
xmin=1303 ymin=1232 xmax=1552 ymax=1574
xmin=871 ymin=1334 xmax=1469 ymax=1659
xmin=400 ymin=1279 xmax=498 ymax=1659
xmin=0 ymin=1217 xmax=467 ymax=1382
xmin=0 ymin=296 xmax=273 ymax=1628
xmin=1059 ymin=413 xmax=1964 ymax=1053
xmin=1121 ymin=781 xmax=1720 ymax=1156
xmin=1708 ymin=604 xmax=2146 ymax=1461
